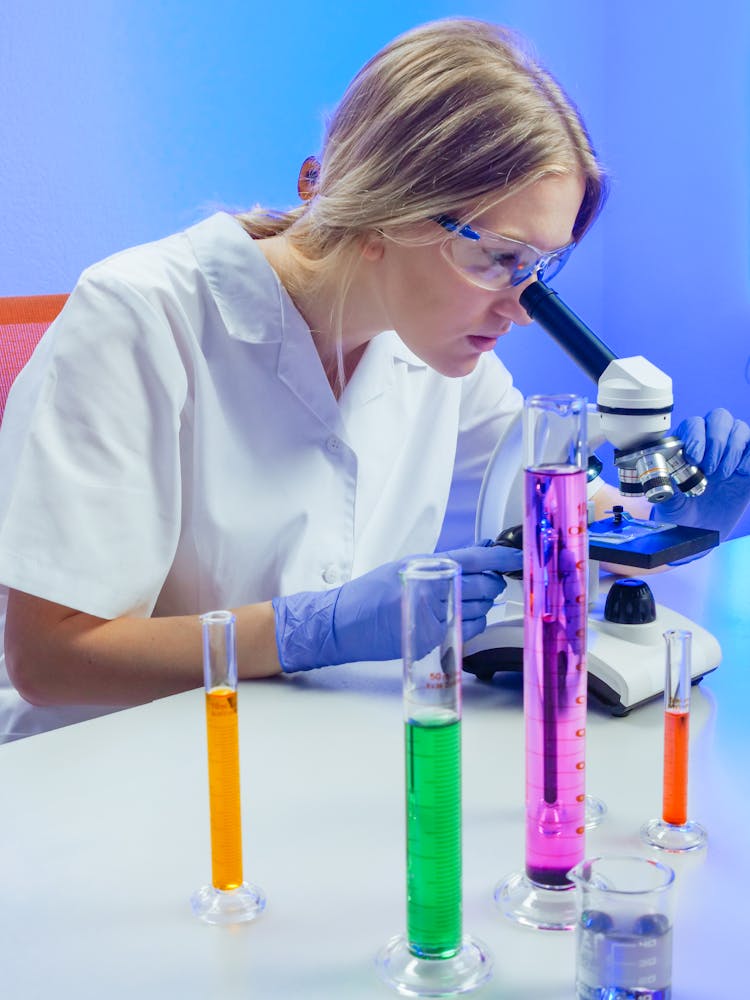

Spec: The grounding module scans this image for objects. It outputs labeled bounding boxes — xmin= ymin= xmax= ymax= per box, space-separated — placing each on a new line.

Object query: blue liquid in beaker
xmin=576 ymin=911 xmax=672 ymax=1000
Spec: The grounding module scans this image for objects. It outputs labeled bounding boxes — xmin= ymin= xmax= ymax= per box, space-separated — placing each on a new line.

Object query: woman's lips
xmin=466 ymin=322 xmax=511 ymax=352
xmin=467 ymin=333 xmax=501 ymax=352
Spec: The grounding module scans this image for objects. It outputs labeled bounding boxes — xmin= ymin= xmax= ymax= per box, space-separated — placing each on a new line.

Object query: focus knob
xmin=604 ymin=578 xmax=656 ymax=625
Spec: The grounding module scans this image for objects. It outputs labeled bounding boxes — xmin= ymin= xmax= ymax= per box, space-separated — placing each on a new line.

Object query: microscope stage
xmin=588 ymin=515 xmax=719 ymax=569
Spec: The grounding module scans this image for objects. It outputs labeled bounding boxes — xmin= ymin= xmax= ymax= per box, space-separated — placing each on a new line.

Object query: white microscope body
xmin=464 ymin=284 xmax=721 ymax=714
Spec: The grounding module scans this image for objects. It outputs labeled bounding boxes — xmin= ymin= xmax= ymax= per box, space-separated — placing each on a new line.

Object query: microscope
xmin=463 ymin=280 xmax=721 ymax=715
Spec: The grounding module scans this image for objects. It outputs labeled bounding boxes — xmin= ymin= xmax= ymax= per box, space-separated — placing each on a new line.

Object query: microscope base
xmin=463 ymin=596 xmax=721 ymax=716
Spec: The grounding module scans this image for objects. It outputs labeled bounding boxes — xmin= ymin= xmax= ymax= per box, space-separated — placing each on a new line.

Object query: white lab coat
xmin=0 ymin=212 xmax=522 ymax=739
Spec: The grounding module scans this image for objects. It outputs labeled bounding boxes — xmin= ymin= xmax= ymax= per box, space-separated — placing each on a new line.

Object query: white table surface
xmin=0 ymin=537 xmax=747 ymax=999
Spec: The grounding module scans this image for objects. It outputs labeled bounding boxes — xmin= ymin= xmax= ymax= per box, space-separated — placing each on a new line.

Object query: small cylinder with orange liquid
xmin=190 ymin=610 xmax=266 ymax=924
xmin=641 ymin=629 xmax=707 ymax=853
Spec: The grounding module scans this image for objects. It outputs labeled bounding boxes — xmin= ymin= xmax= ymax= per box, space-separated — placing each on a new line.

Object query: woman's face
xmin=370 ymin=172 xmax=585 ymax=377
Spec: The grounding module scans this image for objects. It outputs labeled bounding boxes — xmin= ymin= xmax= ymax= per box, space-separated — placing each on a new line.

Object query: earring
xmin=297 ymin=155 xmax=321 ymax=202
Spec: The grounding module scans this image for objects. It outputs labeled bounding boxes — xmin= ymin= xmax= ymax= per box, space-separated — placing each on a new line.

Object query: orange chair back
xmin=0 ymin=295 xmax=68 ymax=423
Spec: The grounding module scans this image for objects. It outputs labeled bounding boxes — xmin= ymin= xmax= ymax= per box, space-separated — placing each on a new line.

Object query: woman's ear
xmin=360 ymin=230 xmax=385 ymax=261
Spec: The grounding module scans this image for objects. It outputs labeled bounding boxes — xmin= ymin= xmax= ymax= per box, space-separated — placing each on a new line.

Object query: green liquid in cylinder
xmin=405 ymin=712 xmax=462 ymax=959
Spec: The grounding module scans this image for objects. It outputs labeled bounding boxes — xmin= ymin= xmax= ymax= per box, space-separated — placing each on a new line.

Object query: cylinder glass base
xmin=375 ymin=934 xmax=492 ymax=997
xmin=190 ymin=882 xmax=266 ymax=925
xmin=584 ymin=794 xmax=607 ymax=831
xmin=494 ymin=871 xmax=577 ymax=931
xmin=641 ymin=817 xmax=708 ymax=853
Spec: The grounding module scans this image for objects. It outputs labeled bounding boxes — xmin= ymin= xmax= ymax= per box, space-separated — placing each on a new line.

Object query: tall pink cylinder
xmin=523 ymin=395 xmax=588 ymax=888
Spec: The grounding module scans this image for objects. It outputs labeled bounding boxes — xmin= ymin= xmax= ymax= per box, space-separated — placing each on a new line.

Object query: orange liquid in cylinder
xmin=205 ymin=687 xmax=244 ymax=890
xmin=663 ymin=710 xmax=689 ymax=826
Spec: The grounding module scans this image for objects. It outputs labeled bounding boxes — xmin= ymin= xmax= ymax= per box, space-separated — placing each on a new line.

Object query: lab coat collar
xmin=337 ymin=331 xmax=423 ymax=408
xmin=383 ymin=331 xmax=427 ymax=369
xmin=186 ymin=211 xmax=427 ymax=397
xmin=186 ymin=213 xmax=427 ymax=372
xmin=186 ymin=212 xmax=288 ymax=345
xmin=187 ymin=213 xmax=342 ymax=430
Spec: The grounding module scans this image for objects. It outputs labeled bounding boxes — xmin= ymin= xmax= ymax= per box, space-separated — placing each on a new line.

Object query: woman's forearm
xmin=4 ymin=589 xmax=281 ymax=707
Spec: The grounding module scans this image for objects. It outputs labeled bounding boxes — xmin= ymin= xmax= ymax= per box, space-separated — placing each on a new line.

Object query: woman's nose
xmin=492 ymin=280 xmax=535 ymax=326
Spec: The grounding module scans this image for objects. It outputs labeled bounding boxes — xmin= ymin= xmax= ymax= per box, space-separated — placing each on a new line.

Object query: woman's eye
xmin=486 ymin=249 xmax=523 ymax=269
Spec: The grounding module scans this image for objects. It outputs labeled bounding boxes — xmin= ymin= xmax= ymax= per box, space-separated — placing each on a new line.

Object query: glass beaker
xmin=376 ymin=557 xmax=492 ymax=997
xmin=569 ymin=856 xmax=676 ymax=1000
xmin=496 ymin=394 xmax=589 ymax=930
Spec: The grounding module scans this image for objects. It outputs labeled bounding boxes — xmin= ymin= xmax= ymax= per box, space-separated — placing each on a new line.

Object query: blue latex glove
xmin=272 ymin=543 xmax=524 ymax=672
xmin=652 ymin=408 xmax=750 ymax=545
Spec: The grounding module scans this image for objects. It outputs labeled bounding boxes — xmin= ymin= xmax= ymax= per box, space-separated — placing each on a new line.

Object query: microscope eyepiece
xmin=519 ymin=280 xmax=617 ymax=382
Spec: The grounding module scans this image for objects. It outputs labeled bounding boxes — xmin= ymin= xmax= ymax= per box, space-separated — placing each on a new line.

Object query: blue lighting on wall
xmin=3 ymin=3 xmax=750 ymax=537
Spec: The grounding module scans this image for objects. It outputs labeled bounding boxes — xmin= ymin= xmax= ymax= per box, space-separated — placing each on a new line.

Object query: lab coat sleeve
xmin=435 ymin=352 xmax=523 ymax=550
xmin=0 ymin=271 xmax=188 ymax=619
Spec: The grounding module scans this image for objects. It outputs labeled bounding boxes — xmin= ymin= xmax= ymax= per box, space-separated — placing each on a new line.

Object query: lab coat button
xmin=326 ymin=435 xmax=341 ymax=453
xmin=322 ymin=565 xmax=339 ymax=584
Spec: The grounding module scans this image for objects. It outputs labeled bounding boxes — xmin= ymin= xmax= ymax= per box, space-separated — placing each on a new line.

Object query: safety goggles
xmin=434 ymin=214 xmax=575 ymax=291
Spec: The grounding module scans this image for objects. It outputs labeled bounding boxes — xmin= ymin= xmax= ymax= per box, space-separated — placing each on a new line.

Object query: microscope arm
xmin=519 ymin=281 xmax=706 ymax=502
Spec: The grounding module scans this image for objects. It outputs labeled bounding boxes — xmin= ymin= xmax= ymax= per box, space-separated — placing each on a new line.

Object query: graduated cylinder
xmin=523 ymin=394 xmax=589 ymax=888
xmin=191 ymin=609 xmax=266 ymax=925
xmin=201 ymin=610 xmax=244 ymax=892
xmin=401 ymin=557 xmax=463 ymax=960
xmin=640 ymin=628 xmax=707 ymax=853
xmin=375 ymin=557 xmax=491 ymax=996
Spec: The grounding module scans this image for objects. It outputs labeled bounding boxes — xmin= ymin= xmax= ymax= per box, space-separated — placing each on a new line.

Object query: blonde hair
xmin=238 ymin=17 xmax=607 ymax=386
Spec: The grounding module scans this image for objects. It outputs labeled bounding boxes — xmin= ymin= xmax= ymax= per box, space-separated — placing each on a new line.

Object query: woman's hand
xmin=651 ymin=408 xmax=750 ymax=541
xmin=272 ymin=543 xmax=524 ymax=672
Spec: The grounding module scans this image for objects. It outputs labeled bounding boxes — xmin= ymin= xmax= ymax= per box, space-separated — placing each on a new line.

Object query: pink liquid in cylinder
xmin=523 ymin=465 xmax=588 ymax=888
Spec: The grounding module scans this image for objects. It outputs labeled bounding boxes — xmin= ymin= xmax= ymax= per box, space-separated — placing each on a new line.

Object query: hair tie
xmin=297 ymin=155 xmax=321 ymax=202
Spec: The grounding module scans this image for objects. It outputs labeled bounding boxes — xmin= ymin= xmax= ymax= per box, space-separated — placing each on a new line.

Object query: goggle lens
xmin=437 ymin=218 xmax=574 ymax=291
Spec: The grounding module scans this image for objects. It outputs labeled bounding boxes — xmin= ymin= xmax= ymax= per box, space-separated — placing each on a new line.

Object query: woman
xmin=0 ymin=18 xmax=746 ymax=739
